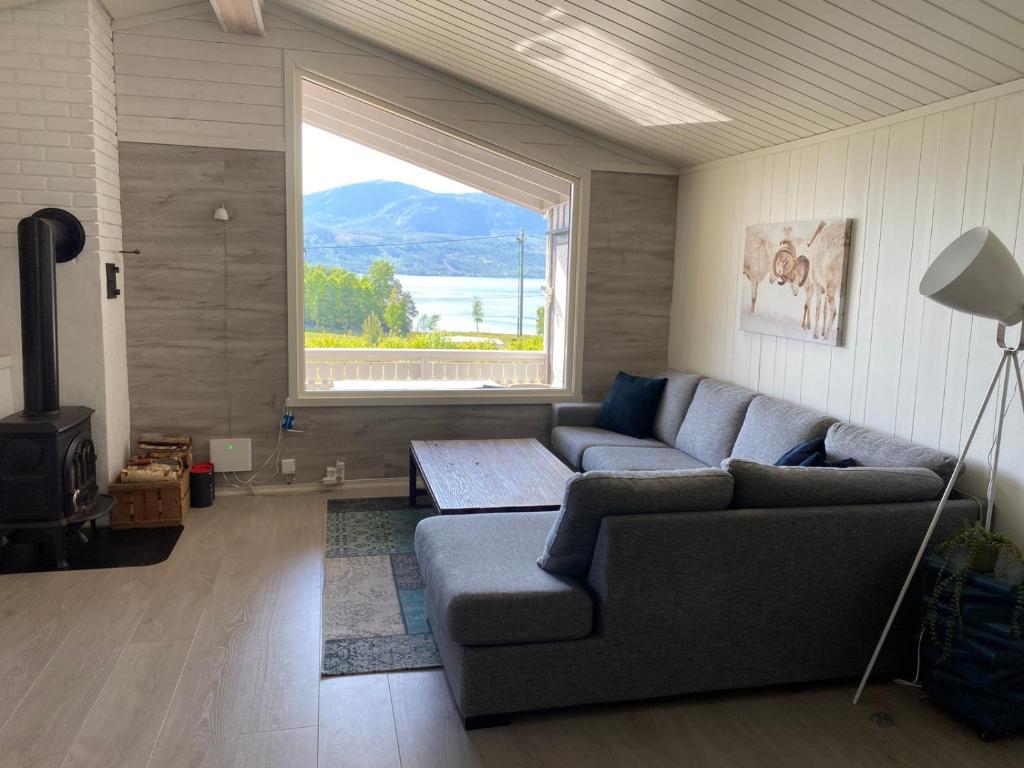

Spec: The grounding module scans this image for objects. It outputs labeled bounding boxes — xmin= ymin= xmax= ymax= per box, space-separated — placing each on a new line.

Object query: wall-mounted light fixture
xmin=213 ymin=205 xmax=230 ymax=222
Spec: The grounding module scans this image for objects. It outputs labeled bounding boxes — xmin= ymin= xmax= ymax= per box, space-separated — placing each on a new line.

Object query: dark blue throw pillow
xmin=776 ymin=437 xmax=826 ymax=466
xmin=595 ymin=371 xmax=668 ymax=439
xmin=798 ymin=452 xmax=860 ymax=468
xmin=776 ymin=437 xmax=860 ymax=468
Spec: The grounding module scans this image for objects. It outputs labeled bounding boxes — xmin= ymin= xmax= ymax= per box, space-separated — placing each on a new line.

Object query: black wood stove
xmin=0 ymin=208 xmax=114 ymax=569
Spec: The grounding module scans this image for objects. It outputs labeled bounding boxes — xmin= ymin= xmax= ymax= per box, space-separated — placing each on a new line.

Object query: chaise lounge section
xmin=414 ymin=370 xmax=977 ymax=727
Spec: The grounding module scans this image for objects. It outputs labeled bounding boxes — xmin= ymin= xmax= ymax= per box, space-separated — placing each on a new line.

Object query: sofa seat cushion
xmin=731 ymin=395 xmax=836 ymax=465
xmin=825 ymin=423 xmax=959 ymax=484
xmin=551 ymin=426 xmax=662 ymax=469
xmin=674 ymin=378 xmax=757 ymax=466
xmin=538 ymin=469 xmax=734 ymax=576
xmin=415 ymin=510 xmax=592 ymax=646
xmin=722 ymin=458 xmax=945 ymax=508
xmin=652 ymin=370 xmax=703 ymax=444
xmin=581 ymin=446 xmax=707 ymax=472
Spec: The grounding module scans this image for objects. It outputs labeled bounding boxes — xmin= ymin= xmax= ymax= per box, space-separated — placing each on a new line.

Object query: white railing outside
xmin=305 ymin=348 xmax=549 ymax=390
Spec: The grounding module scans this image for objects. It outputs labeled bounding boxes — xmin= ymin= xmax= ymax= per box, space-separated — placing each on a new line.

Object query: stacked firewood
xmin=118 ymin=434 xmax=192 ymax=484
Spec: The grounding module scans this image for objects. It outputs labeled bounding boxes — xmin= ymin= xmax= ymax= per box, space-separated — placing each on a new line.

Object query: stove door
xmin=64 ymin=432 xmax=97 ymax=518
xmin=0 ymin=434 xmax=57 ymax=523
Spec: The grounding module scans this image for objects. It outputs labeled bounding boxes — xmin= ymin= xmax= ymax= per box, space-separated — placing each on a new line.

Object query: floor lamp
xmin=853 ymin=226 xmax=1024 ymax=705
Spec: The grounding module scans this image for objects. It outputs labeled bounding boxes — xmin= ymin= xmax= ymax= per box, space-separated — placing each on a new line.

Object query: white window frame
xmin=284 ymin=61 xmax=589 ymax=407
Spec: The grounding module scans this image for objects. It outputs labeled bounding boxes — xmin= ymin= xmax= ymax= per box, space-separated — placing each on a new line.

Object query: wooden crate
xmin=109 ymin=469 xmax=189 ymax=530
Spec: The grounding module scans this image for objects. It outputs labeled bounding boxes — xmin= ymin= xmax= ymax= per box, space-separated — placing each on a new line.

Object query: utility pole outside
xmin=516 ymin=227 xmax=525 ymax=336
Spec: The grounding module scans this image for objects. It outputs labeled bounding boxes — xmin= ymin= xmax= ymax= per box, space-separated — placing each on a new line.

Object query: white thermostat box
xmin=209 ymin=438 xmax=252 ymax=472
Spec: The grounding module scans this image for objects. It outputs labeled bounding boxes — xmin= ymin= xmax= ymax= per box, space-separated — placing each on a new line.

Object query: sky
xmin=301 ymin=123 xmax=479 ymax=195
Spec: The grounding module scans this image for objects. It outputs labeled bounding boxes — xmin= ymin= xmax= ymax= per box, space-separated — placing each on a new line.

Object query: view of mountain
xmin=303 ymin=180 xmax=548 ymax=278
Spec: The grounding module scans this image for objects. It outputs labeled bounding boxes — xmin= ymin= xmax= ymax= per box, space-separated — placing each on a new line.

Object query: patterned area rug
xmin=322 ymin=497 xmax=441 ymax=675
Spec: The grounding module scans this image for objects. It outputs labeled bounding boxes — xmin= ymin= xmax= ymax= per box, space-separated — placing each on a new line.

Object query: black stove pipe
xmin=16 ymin=208 xmax=86 ymax=417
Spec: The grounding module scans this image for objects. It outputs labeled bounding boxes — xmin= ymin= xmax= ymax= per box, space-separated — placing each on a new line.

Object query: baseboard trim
xmin=216 ymin=476 xmax=408 ymax=498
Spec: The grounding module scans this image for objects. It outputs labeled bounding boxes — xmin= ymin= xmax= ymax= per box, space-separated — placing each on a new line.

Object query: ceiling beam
xmin=208 ymin=0 xmax=264 ymax=35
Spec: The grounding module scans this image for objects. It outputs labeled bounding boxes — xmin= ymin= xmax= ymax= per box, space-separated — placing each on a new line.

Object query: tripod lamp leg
xmin=852 ymin=353 xmax=1008 ymax=705
xmin=984 ymin=359 xmax=1012 ymax=530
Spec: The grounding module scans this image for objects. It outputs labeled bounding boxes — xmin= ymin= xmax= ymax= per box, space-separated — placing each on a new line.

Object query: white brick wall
xmin=87 ymin=0 xmax=131 ymax=487
xmin=0 ymin=0 xmax=130 ymax=486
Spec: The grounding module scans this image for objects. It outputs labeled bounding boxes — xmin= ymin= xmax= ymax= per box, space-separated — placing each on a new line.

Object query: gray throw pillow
xmin=537 ymin=469 xmax=734 ymax=576
xmin=722 ymin=458 xmax=944 ymax=509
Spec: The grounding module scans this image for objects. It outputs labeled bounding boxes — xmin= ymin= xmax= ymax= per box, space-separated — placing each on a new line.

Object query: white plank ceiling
xmin=268 ymin=0 xmax=1024 ymax=166
xmin=103 ymin=0 xmax=1024 ymax=167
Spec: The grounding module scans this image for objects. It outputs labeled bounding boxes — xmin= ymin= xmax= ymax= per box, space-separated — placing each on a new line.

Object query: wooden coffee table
xmin=409 ymin=438 xmax=574 ymax=514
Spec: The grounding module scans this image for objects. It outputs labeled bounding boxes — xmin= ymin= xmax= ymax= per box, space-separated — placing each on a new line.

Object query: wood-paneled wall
xmin=120 ymin=143 xmax=676 ymax=483
xmin=669 ymin=87 xmax=1024 ymax=544
xmin=583 ymin=171 xmax=678 ymax=398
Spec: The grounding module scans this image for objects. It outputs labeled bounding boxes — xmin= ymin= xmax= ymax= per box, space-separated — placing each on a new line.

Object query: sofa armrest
xmin=585 ymin=498 xmax=979 ymax=679
xmin=551 ymin=401 xmax=602 ymax=428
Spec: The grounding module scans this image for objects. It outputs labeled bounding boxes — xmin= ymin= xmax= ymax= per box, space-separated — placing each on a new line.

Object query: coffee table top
xmin=410 ymin=438 xmax=574 ymax=514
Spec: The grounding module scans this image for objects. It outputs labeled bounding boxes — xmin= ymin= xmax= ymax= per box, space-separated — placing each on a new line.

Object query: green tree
xmin=303 ymin=264 xmax=329 ymax=329
xmin=471 ymin=297 xmax=484 ymax=332
xmin=383 ymin=288 xmax=406 ymax=335
xmin=416 ymin=314 xmax=440 ymax=332
xmin=535 ymin=306 xmax=545 ymax=336
xmin=303 ymin=259 xmax=416 ymax=340
xmin=327 ymin=269 xmax=371 ymax=332
xmin=381 ymin=286 xmax=416 ymax=335
xmin=361 ymin=313 xmax=383 ymax=345
xmin=365 ymin=260 xmax=397 ymax=310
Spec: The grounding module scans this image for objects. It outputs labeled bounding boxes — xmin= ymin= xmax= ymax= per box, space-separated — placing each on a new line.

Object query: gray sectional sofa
xmin=414 ymin=370 xmax=979 ymax=727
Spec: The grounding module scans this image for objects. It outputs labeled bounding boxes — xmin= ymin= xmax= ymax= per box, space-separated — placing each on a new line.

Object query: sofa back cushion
xmin=731 ymin=395 xmax=836 ymax=465
xmin=825 ymin=422 xmax=958 ymax=484
xmin=652 ymin=370 xmax=703 ymax=445
xmin=538 ymin=469 xmax=734 ymax=576
xmin=674 ymin=378 xmax=757 ymax=465
xmin=723 ymin=458 xmax=944 ymax=508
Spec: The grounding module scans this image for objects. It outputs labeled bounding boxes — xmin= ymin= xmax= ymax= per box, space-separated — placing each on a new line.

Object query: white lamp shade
xmin=213 ymin=205 xmax=230 ymax=222
xmin=919 ymin=227 xmax=1024 ymax=327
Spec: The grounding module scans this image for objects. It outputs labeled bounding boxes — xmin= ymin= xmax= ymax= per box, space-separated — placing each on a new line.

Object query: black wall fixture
xmin=105 ymin=262 xmax=121 ymax=299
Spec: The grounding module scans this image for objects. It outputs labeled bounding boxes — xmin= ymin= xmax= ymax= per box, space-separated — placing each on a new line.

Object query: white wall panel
xmin=111 ymin=8 xmax=665 ymax=173
xmin=670 ymin=88 xmax=1024 ymax=545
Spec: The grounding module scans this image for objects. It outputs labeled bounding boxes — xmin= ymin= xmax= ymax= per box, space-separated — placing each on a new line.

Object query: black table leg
xmin=409 ymin=448 xmax=418 ymax=507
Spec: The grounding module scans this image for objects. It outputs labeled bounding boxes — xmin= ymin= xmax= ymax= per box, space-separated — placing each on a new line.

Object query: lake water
xmin=397 ymin=273 xmax=545 ymax=334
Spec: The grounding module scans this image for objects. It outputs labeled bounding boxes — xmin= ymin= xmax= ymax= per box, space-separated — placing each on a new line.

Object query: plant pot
xmin=972 ymin=544 xmax=1000 ymax=574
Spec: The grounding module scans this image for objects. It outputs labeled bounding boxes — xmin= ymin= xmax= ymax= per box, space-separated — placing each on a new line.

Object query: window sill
xmin=286 ymin=387 xmax=578 ymax=407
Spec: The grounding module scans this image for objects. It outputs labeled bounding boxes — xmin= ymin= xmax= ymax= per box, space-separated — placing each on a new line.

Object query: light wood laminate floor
xmin=0 ymin=495 xmax=1020 ymax=767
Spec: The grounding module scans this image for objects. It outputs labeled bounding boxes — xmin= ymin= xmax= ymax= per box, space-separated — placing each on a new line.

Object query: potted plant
xmin=924 ymin=521 xmax=1024 ymax=660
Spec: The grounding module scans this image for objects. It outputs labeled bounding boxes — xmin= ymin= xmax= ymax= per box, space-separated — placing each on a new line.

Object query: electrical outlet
xmin=280 ymin=458 xmax=296 ymax=475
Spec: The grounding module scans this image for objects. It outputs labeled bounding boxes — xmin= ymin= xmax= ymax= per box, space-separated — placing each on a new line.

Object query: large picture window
xmin=288 ymin=75 xmax=581 ymax=404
